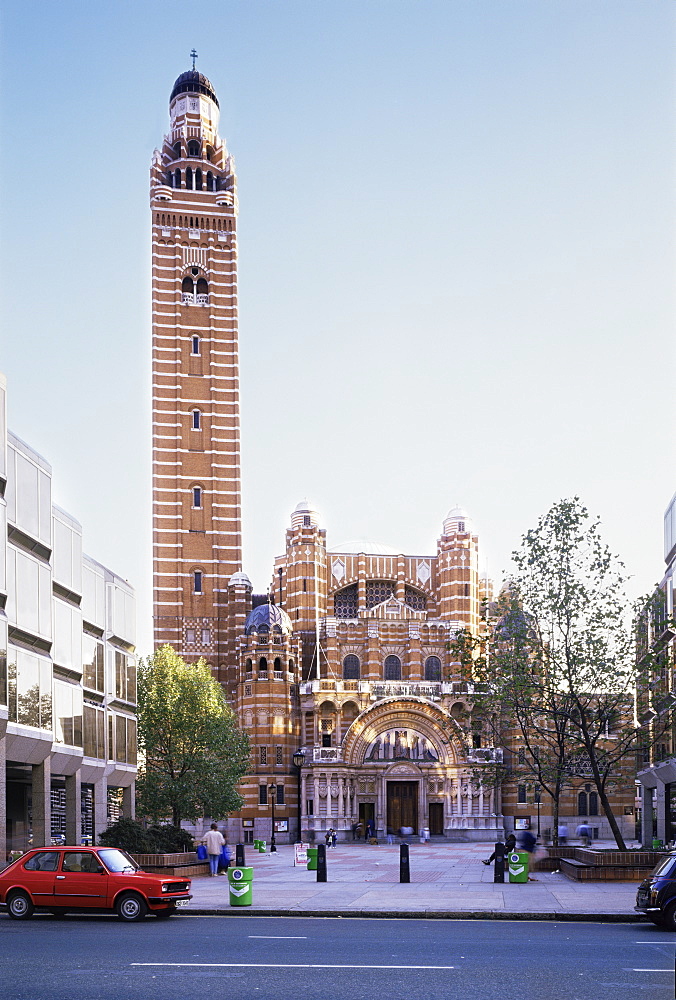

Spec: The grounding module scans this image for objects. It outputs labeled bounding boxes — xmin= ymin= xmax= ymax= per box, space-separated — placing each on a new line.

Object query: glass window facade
xmin=7 ymin=646 xmax=52 ymax=730
xmin=83 ymin=635 xmax=105 ymax=691
xmin=53 ymin=679 xmax=83 ymax=747
xmin=83 ymin=703 xmax=106 ymax=759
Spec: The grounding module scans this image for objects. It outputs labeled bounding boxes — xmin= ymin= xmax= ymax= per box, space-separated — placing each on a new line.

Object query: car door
xmin=19 ymin=851 xmax=62 ymax=906
xmin=54 ymin=851 xmax=109 ymax=908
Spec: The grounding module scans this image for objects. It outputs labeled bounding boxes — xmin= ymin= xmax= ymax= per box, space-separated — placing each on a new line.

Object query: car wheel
xmin=155 ymin=907 xmax=175 ymax=920
xmin=647 ymin=913 xmax=664 ymax=926
xmin=661 ymin=903 xmax=676 ymax=932
xmin=7 ymin=891 xmax=34 ymax=920
xmin=115 ymin=892 xmax=148 ymax=922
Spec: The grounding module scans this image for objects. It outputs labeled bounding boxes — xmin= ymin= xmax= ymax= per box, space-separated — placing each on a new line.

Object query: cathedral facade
xmin=150 ymin=67 xmax=634 ymax=846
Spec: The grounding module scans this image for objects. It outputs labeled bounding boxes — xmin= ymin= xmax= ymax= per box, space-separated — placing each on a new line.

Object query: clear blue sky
xmin=1 ymin=1 xmax=674 ymax=657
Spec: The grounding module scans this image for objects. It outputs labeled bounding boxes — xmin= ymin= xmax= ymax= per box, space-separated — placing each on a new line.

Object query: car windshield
xmin=97 ymin=848 xmax=139 ymax=873
xmin=650 ymin=856 xmax=676 ymax=878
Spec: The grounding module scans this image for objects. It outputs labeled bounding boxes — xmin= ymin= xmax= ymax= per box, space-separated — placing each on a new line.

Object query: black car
xmin=635 ymin=853 xmax=676 ymax=929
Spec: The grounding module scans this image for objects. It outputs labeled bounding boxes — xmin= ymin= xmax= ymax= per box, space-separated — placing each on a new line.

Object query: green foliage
xmin=136 ymin=645 xmax=250 ymax=828
xmin=98 ymin=818 xmax=196 ymax=853
xmin=98 ymin=818 xmax=153 ymax=852
xmin=483 ymin=498 xmax=662 ymax=850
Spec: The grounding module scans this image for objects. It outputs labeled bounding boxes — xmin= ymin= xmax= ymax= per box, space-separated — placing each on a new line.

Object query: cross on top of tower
xmin=190 ymin=49 xmax=198 ymax=71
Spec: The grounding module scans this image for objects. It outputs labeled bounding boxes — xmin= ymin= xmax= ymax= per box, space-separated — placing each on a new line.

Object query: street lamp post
xmin=292 ymin=748 xmax=306 ymax=843
xmin=535 ymin=785 xmax=541 ymax=838
xmin=269 ymin=783 xmax=277 ymax=853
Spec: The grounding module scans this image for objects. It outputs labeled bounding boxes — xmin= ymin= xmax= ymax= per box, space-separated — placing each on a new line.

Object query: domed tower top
xmin=245 ymin=603 xmax=294 ymax=636
xmin=443 ymin=505 xmax=473 ymax=536
xmin=291 ymin=499 xmax=322 ymax=530
xmin=170 ymin=70 xmax=219 ymax=107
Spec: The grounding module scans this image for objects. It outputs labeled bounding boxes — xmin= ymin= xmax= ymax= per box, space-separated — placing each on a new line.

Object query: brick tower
xmin=150 ymin=64 xmax=241 ymax=682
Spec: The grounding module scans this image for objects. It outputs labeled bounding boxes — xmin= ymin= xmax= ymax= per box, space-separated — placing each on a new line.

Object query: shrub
xmin=98 ymin=818 xmax=195 ymax=854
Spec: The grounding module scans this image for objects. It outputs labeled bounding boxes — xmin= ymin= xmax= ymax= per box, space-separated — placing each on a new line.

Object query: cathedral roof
xmin=329 ymin=539 xmax=400 ymax=555
xmin=170 ymin=71 xmax=219 ymax=108
xmin=245 ymin=603 xmax=293 ymax=635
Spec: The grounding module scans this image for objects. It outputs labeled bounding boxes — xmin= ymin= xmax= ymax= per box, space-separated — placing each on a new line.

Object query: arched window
xmin=185 ymin=167 xmax=193 ymax=190
xmin=191 ymin=335 xmax=200 ymax=355
xmin=205 ymin=145 xmax=213 ymax=162
xmin=384 ymin=655 xmax=401 ymax=681
xmin=181 ymin=276 xmax=194 ymax=304
xmin=245 ymin=658 xmax=252 ymax=674
xmin=193 ymin=570 xmax=203 ymax=594
xmin=166 ymin=171 xmax=173 ymax=187
xmin=273 ymin=657 xmax=282 ymax=672
xmin=424 ymin=656 xmax=441 ymax=681
xmin=192 ymin=487 xmax=202 ymax=508
xmin=334 ymin=584 xmax=358 ymax=618
xmin=206 ymin=171 xmax=214 ymax=191
xmin=192 ymin=409 xmax=201 ymax=430
xmin=196 ymin=278 xmax=209 ymax=300
xmin=174 ymin=168 xmax=181 ymax=188
xmin=195 ymin=168 xmax=203 ymax=190
xmin=343 ymin=655 xmax=360 ymax=680
xmin=188 ymin=139 xmax=201 ymax=157
xmin=172 ymin=141 xmax=182 ymax=160
xmin=577 ymin=791 xmax=588 ymax=816
xmin=258 ymin=657 xmax=268 ymax=673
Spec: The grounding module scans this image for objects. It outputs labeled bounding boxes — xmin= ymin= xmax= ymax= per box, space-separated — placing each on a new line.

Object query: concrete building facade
xmin=0 ymin=374 xmax=137 ymax=857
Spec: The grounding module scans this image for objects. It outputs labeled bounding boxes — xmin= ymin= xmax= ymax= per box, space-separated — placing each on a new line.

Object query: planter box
xmin=540 ymin=847 xmax=669 ymax=882
xmin=130 ymin=851 xmax=209 ymax=877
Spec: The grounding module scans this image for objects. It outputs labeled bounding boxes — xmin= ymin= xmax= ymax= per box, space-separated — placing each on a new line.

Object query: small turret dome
xmin=291 ymin=499 xmax=321 ymax=529
xmin=245 ymin=603 xmax=293 ymax=636
xmin=170 ymin=70 xmax=219 ymax=107
xmin=229 ymin=571 xmax=252 ymax=588
xmin=443 ymin=505 xmax=473 ymax=536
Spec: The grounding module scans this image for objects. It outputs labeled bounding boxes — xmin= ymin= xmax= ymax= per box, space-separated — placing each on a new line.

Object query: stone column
xmin=65 ymin=769 xmax=82 ymax=845
xmin=326 ymin=772 xmax=334 ymax=818
xmin=92 ymin=774 xmax=108 ymax=845
xmin=121 ymin=782 xmax=136 ymax=820
xmin=640 ymin=783 xmax=655 ymax=847
xmin=32 ymin=758 xmax=51 ymax=848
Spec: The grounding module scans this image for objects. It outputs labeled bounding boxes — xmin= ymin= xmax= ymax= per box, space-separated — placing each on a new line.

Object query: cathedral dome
xmin=170 ymin=71 xmax=219 ymax=107
xmin=245 ymin=603 xmax=293 ymax=636
xmin=291 ymin=499 xmax=321 ymax=529
xmin=443 ymin=505 xmax=473 ymax=535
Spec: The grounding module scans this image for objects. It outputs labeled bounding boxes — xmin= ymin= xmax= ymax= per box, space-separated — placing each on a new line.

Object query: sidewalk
xmin=185 ymin=841 xmax=645 ymax=922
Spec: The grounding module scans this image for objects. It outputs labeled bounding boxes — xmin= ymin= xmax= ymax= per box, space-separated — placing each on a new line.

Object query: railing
xmin=466 ymin=747 xmax=503 ymax=764
xmin=196 ymin=294 xmax=209 ymax=305
xmin=371 ymin=682 xmax=442 ymax=700
xmin=182 ymin=293 xmax=195 ymax=305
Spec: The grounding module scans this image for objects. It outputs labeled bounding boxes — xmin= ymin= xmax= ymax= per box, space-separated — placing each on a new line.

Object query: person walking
xmin=202 ymin=823 xmax=225 ymax=877
xmin=557 ymin=823 xmax=568 ymax=845
xmin=576 ymin=821 xmax=591 ymax=847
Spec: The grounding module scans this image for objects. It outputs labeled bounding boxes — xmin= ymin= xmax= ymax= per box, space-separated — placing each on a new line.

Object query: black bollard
xmin=236 ymin=843 xmax=246 ymax=867
xmin=399 ymin=842 xmax=410 ymax=883
xmin=316 ymin=843 xmax=327 ymax=882
xmin=493 ymin=842 xmax=505 ymax=883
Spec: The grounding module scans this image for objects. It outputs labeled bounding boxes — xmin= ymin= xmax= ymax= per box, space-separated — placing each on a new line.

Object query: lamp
xmin=292 ymin=748 xmax=307 ymax=843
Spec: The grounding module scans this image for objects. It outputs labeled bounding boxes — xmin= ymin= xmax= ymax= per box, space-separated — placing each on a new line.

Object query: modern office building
xmin=0 ymin=374 xmax=137 ymax=857
xmin=636 ymin=491 xmax=676 ymax=845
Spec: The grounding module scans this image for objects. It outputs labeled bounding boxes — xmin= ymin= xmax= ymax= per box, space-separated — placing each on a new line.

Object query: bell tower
xmin=151 ymin=61 xmax=242 ymax=680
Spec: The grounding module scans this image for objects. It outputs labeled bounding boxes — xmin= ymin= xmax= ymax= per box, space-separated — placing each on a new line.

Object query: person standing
xmin=202 ymin=823 xmax=225 ymax=877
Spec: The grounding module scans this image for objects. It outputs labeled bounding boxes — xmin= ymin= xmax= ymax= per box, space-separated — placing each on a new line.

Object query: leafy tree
xmin=136 ymin=645 xmax=250 ymax=828
xmin=482 ymin=498 xmax=667 ymax=850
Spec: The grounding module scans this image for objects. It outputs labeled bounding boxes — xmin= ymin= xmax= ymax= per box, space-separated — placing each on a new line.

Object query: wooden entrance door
xmin=429 ymin=802 xmax=444 ymax=835
xmin=387 ymin=782 xmax=418 ymax=834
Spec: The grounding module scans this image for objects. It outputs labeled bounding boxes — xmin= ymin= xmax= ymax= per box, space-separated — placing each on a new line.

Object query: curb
xmin=184 ymin=907 xmax=643 ymax=923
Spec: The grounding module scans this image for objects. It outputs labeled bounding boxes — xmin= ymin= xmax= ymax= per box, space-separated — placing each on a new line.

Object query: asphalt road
xmin=0 ymin=914 xmax=673 ymax=1000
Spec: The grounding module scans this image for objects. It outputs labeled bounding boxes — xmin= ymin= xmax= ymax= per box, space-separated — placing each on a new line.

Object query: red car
xmin=0 ymin=846 xmax=192 ymax=922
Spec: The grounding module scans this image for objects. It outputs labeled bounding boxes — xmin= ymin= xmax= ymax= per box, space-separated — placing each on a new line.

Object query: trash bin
xmin=307 ymin=847 xmax=318 ymax=871
xmin=196 ymin=844 xmax=208 ymax=861
xmin=508 ymin=850 xmax=530 ymax=883
xmin=257 ymin=840 xmax=266 ymax=853
xmin=653 ymin=838 xmax=664 ymax=850
xmin=228 ymin=865 xmax=254 ymax=907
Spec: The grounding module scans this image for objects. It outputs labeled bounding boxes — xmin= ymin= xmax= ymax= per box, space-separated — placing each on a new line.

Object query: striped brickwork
xmin=150 ymin=75 xmax=242 ymax=683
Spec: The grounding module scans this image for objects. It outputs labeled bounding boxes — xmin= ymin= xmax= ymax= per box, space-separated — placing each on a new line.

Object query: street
xmin=0 ymin=914 xmax=673 ymax=999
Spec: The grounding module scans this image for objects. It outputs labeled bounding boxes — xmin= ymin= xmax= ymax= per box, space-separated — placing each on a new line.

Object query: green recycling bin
xmin=653 ymin=838 xmax=664 ymax=850
xmin=228 ymin=865 xmax=254 ymax=907
xmin=306 ymin=847 xmax=318 ymax=871
xmin=508 ymin=850 xmax=530 ymax=883
xmin=257 ymin=840 xmax=266 ymax=853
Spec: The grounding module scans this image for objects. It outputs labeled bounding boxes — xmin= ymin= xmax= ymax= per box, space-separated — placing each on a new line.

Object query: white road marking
xmin=248 ymin=935 xmax=308 ymax=939
xmin=131 ymin=963 xmax=457 ymax=970
xmin=628 ymin=968 xmax=672 ymax=972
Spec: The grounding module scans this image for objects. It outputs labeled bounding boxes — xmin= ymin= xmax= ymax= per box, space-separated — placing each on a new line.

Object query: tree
xmin=485 ymin=498 xmax=666 ymax=850
xmin=136 ymin=645 xmax=250 ymax=828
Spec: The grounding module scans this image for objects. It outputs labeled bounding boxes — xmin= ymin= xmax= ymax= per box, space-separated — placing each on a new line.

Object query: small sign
xmin=294 ymin=843 xmax=309 ymax=866
xmin=514 ymin=817 xmax=531 ymax=830
xmin=274 ymin=819 xmax=288 ymax=833
xmin=242 ymin=819 xmax=254 ymax=828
